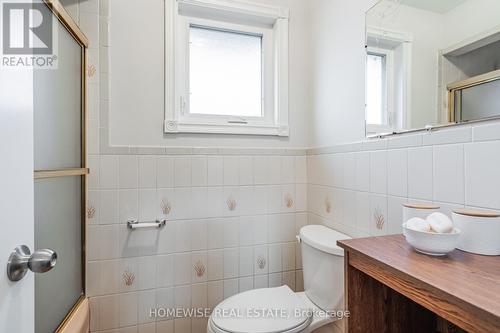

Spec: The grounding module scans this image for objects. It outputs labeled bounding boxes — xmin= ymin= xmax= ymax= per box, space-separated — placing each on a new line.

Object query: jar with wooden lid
xmin=403 ymin=203 xmax=440 ymax=222
xmin=452 ymin=209 xmax=500 ymax=256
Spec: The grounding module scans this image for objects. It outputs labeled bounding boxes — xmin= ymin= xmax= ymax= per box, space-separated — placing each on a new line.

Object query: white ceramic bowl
xmin=402 ymin=223 xmax=461 ymax=256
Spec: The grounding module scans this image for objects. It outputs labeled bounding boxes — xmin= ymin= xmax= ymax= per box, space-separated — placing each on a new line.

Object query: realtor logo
xmin=1 ymin=0 xmax=58 ymax=69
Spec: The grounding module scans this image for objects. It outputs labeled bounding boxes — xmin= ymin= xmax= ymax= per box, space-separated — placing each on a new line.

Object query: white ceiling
xmin=398 ymin=0 xmax=467 ymax=14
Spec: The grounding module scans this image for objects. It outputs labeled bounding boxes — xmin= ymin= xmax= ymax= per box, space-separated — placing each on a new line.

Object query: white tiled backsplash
xmin=307 ymin=124 xmax=500 ymax=239
xmin=87 ymin=154 xmax=308 ymax=332
xmin=86 ymin=125 xmax=500 ymax=332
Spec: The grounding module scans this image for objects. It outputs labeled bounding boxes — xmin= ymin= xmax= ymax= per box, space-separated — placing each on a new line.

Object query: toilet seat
xmin=209 ymin=286 xmax=312 ymax=333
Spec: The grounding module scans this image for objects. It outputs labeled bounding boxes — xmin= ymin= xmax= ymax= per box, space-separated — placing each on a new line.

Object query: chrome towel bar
xmin=127 ymin=219 xmax=166 ymax=230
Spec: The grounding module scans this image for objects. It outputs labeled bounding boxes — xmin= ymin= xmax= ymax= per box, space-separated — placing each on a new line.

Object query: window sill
xmin=164 ymin=120 xmax=289 ymax=136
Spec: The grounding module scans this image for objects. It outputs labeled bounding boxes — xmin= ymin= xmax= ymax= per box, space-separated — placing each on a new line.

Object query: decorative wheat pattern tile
xmin=325 ymin=197 xmax=332 ymax=214
xmin=87 ymin=206 xmax=96 ymax=219
xmin=257 ymin=256 xmax=266 ymax=270
xmin=374 ymin=207 xmax=385 ymax=230
xmin=88 ymin=64 xmax=96 ymax=78
xmin=122 ymin=269 xmax=135 ymax=287
xmin=285 ymin=193 xmax=294 ymax=208
xmin=226 ymin=196 xmax=237 ymax=211
xmin=160 ymin=199 xmax=172 ymax=216
xmin=194 ymin=260 xmax=206 ymax=278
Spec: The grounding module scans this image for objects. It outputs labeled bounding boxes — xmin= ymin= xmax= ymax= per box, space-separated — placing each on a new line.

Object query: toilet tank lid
xmin=299 ymin=225 xmax=350 ymax=256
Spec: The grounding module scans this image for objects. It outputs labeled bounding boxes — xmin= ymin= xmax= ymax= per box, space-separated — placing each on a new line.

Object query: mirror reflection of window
xmin=366 ymin=52 xmax=387 ymax=127
xmin=366 ymin=43 xmax=399 ymax=135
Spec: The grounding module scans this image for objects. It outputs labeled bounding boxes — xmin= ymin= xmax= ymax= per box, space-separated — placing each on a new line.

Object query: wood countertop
xmin=338 ymin=234 xmax=500 ymax=332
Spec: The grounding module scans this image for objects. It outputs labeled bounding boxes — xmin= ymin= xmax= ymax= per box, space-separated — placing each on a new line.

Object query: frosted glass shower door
xmin=33 ymin=3 xmax=88 ymax=333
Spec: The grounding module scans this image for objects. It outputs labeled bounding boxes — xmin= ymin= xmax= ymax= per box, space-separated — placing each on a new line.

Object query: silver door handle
xmin=7 ymin=245 xmax=57 ymax=282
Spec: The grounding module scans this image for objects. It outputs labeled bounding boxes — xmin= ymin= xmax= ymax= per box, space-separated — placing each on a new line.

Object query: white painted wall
xmin=102 ymin=0 xmax=500 ymax=148
xmin=108 ymin=0 xmax=311 ymax=148
xmin=109 ymin=0 xmax=379 ymax=149
xmin=442 ymin=0 xmax=500 ymax=49
xmin=308 ymin=0 xmax=377 ymax=147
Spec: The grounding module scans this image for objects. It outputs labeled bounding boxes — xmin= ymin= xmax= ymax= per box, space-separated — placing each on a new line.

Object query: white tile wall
xmin=472 ymin=122 xmax=500 ymax=142
xmin=174 ymin=157 xmax=192 ymax=187
xmin=369 ymin=151 xmax=387 ymax=195
xmin=408 ymin=147 xmax=433 ymax=200
xmin=387 ymin=149 xmax=407 ymax=197
xmin=157 ymin=157 xmax=175 ymax=188
xmin=369 ymin=194 xmax=387 ymax=236
xmin=465 ymin=141 xmax=500 ymax=209
xmin=87 ymin=153 xmax=307 ymax=332
xmin=354 ymin=152 xmax=370 ymax=192
xmin=433 ymin=144 xmax=464 ymax=204
xmin=422 ymin=127 xmax=472 ymax=146
xmin=307 ymin=123 xmax=500 ymax=238
xmin=387 ymin=196 xmax=407 ymax=235
xmin=223 ymin=156 xmax=239 ymax=186
xmin=100 ymin=155 xmax=119 ymax=189
xmin=139 ymin=156 xmax=157 ymax=189
xmin=119 ymin=156 xmax=138 ymax=189
xmin=191 ymin=156 xmax=208 ymax=187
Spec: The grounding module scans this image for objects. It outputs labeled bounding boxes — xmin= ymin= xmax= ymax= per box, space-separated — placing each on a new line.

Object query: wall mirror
xmin=365 ymin=0 xmax=500 ymax=136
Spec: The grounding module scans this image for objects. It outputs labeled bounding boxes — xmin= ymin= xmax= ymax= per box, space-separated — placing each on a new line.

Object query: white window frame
xmin=366 ymin=47 xmax=394 ymax=134
xmin=164 ymin=0 xmax=290 ymax=136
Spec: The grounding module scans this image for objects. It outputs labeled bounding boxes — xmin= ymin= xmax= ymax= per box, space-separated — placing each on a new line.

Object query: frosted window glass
xmin=35 ymin=176 xmax=82 ymax=333
xmin=189 ymin=26 xmax=263 ymax=117
xmin=366 ymin=53 xmax=386 ymax=125
xmin=33 ymin=7 xmax=82 ymax=170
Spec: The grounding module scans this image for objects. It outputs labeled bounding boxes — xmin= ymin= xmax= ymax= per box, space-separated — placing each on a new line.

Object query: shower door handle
xmin=6 ymin=245 xmax=57 ymax=282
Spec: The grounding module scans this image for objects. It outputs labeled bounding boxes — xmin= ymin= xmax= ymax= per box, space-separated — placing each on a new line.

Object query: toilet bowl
xmin=207 ymin=225 xmax=350 ymax=333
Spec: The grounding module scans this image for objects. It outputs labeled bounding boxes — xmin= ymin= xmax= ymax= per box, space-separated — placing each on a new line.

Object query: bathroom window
xmin=165 ymin=0 xmax=290 ymax=136
xmin=189 ymin=26 xmax=263 ymax=118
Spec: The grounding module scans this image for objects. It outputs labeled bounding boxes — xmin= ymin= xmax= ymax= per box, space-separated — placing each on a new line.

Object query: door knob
xmin=7 ymin=245 xmax=57 ymax=282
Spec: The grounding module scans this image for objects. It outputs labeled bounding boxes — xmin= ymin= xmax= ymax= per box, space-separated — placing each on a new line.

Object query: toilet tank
xmin=299 ymin=225 xmax=350 ymax=312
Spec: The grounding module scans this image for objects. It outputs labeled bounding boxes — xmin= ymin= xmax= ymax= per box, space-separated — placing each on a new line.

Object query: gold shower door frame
xmin=34 ymin=1 xmax=89 ymax=332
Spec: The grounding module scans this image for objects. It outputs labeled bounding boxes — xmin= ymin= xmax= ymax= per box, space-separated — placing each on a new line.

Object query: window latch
xmin=228 ymin=118 xmax=248 ymax=124
xmin=180 ymin=96 xmax=186 ymax=114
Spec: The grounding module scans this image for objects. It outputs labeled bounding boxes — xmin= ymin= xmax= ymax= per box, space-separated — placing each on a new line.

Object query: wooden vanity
xmin=337 ymin=235 xmax=500 ymax=333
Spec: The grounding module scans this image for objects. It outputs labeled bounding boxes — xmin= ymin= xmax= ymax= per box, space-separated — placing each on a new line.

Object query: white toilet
xmin=207 ymin=225 xmax=350 ymax=333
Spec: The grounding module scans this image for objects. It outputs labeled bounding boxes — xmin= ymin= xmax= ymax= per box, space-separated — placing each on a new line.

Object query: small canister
xmin=452 ymin=209 xmax=500 ymax=256
xmin=403 ymin=203 xmax=440 ymax=222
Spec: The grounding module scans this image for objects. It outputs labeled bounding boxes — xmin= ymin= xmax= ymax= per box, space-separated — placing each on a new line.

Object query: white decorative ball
xmin=427 ymin=212 xmax=454 ymax=233
xmin=406 ymin=217 xmax=431 ymax=232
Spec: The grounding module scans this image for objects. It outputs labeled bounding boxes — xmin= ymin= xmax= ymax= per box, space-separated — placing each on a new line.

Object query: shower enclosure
xmin=33 ymin=1 xmax=88 ymax=332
